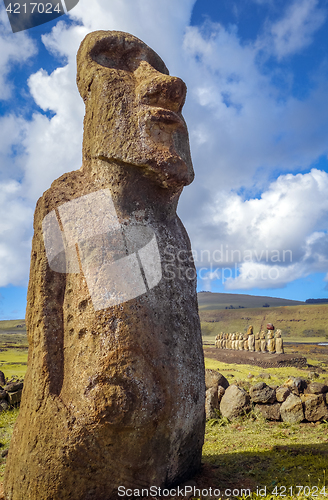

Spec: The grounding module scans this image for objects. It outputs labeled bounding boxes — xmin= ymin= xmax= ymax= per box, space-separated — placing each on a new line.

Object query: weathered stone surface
xmin=4 ymin=31 xmax=205 ymax=500
xmin=255 ymin=402 xmax=281 ymax=421
xmin=205 ymin=369 xmax=229 ymax=390
xmin=0 ymin=390 xmax=7 ymax=400
xmin=4 ymin=382 xmax=23 ymax=393
xmin=283 ymin=377 xmax=307 ymax=395
xmin=217 ymin=386 xmax=225 ymax=402
xmin=0 ymin=401 xmax=9 ymax=412
xmin=276 ymin=386 xmax=291 ymax=402
xmin=280 ymin=394 xmax=304 ymax=423
xmin=275 ymin=329 xmax=284 ymax=354
xmin=259 ymin=372 xmax=271 ymax=379
xmin=249 ymin=382 xmax=276 ymax=404
xmin=0 ymin=371 xmax=5 ymax=386
xmin=267 ymin=331 xmax=275 ymax=353
xmin=301 ymin=394 xmax=328 ymax=421
xmin=304 ymin=382 xmax=328 ymax=395
xmin=7 ymin=390 xmax=22 ymax=405
xmin=205 ymin=387 xmax=219 ymax=419
xmin=220 ymin=384 xmax=251 ymax=419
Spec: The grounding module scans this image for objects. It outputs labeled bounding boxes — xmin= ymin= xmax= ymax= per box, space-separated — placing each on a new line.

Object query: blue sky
xmin=1 ymin=0 xmax=328 ymax=319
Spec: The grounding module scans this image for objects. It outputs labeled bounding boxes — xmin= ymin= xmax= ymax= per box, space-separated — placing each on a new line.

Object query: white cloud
xmin=0 ymin=6 xmax=36 ymax=100
xmin=264 ymin=0 xmax=326 ymax=60
xmin=1 ymin=0 xmax=328 ymax=295
xmin=0 ymin=181 xmax=33 ymax=287
xmin=192 ymin=169 xmax=328 ymax=289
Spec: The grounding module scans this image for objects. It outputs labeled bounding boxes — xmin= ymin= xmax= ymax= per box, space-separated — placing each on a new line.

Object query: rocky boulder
xmin=205 ymin=369 xmax=229 ymax=390
xmin=301 ymin=394 xmax=328 ymax=421
xmin=255 ymin=402 xmax=281 ymax=421
xmin=205 ymin=387 xmax=219 ymax=419
xmin=276 ymin=386 xmax=291 ymax=402
xmin=304 ymin=382 xmax=328 ymax=395
xmin=249 ymin=382 xmax=276 ymax=404
xmin=280 ymin=394 xmax=304 ymax=423
xmin=220 ymin=385 xmax=251 ymax=419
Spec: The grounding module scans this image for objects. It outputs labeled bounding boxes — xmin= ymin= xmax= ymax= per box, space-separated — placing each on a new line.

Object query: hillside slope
xmin=198 ymin=291 xmax=304 ymax=310
xmin=200 ymin=303 xmax=328 ymax=338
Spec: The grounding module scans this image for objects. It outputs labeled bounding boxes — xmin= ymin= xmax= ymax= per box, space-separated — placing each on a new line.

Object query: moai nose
xmin=135 ymin=61 xmax=187 ymax=113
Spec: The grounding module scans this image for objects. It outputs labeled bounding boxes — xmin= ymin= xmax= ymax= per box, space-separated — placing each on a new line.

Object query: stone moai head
xmin=267 ymin=330 xmax=274 ymax=339
xmin=276 ymin=329 xmax=282 ymax=338
xmin=76 ymin=30 xmax=194 ymax=189
xmin=247 ymin=325 xmax=253 ymax=336
xmin=260 ymin=330 xmax=265 ymax=339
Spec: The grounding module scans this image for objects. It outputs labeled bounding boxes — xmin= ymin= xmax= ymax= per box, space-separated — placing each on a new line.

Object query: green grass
xmin=0 ymin=408 xmax=19 ymax=480
xmin=197 ymin=357 xmax=328 ymax=499
xmin=0 ymin=349 xmax=28 ymax=380
xmin=204 ymin=356 xmax=328 ymax=389
xmin=193 ymin=417 xmax=328 ymax=499
xmin=0 ymin=320 xmax=25 ymax=331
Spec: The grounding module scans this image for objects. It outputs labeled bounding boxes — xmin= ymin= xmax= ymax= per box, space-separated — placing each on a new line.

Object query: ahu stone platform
xmin=204 ymin=346 xmax=307 ymax=368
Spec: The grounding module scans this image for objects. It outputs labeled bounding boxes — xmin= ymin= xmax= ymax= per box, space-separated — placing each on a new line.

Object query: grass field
xmin=1 ymin=308 xmax=328 ymax=499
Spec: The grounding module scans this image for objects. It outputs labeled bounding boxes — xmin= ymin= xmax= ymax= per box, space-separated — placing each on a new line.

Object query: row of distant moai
xmin=215 ymin=323 xmax=284 ymax=354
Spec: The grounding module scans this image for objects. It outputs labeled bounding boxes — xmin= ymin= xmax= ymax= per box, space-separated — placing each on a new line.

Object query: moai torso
xmin=260 ymin=330 xmax=267 ymax=352
xmin=238 ymin=334 xmax=244 ymax=350
xmin=247 ymin=326 xmax=255 ymax=351
xmin=5 ymin=31 xmax=205 ymax=500
xmin=275 ymin=329 xmax=284 ymax=354
xmin=255 ymin=331 xmax=261 ymax=352
xmin=267 ymin=330 xmax=276 ymax=353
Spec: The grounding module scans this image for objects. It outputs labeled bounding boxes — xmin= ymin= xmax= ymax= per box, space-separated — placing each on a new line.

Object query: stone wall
xmin=205 ymin=368 xmax=328 ymax=423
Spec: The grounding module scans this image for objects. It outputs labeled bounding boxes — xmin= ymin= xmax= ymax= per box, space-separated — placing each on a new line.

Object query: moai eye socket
xmin=89 ymin=37 xmax=169 ymax=75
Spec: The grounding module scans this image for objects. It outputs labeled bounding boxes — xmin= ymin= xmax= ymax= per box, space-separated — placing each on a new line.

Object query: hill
xmin=197 ymin=292 xmax=304 ymax=310
xmin=199 ymin=302 xmax=328 ymax=339
xmin=0 ymin=319 xmax=26 ymax=331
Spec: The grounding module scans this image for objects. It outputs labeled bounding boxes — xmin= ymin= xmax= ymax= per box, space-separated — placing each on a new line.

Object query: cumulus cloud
xmin=0 ymin=181 xmax=33 ymax=287
xmin=0 ymin=6 xmax=36 ymax=100
xmin=1 ymin=0 xmax=328 ymax=296
xmin=267 ymin=0 xmax=326 ymax=60
xmin=192 ymin=169 xmax=328 ymax=289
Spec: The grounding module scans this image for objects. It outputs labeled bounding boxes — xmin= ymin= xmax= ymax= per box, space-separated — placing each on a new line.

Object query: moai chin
xmin=4 ymin=31 xmax=205 ymax=500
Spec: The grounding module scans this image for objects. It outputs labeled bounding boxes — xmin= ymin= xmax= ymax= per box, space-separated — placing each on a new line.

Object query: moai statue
xmin=244 ymin=336 xmax=249 ymax=350
xmin=260 ymin=330 xmax=267 ymax=352
xmin=275 ymin=329 xmax=284 ymax=354
xmin=215 ymin=334 xmax=220 ymax=348
xmin=267 ymin=331 xmax=276 ymax=353
xmin=231 ymin=333 xmax=236 ymax=349
xmin=228 ymin=333 xmax=232 ymax=349
xmin=238 ymin=334 xmax=244 ymax=350
xmin=224 ymin=333 xmax=228 ymax=349
xmin=4 ymin=31 xmax=205 ymax=499
xmin=254 ymin=331 xmax=261 ymax=352
xmin=267 ymin=323 xmax=275 ymax=353
xmin=247 ymin=325 xmax=255 ymax=351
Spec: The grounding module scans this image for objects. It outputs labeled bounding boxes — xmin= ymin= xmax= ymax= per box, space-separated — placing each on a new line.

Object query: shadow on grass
xmin=194 ymin=443 xmax=328 ymax=499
